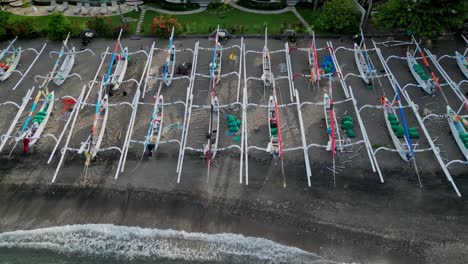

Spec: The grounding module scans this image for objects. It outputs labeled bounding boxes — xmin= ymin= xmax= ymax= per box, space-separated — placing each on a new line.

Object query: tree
xmin=315 ymin=0 xmax=360 ymax=34
xmin=0 ymin=11 xmax=9 ymax=40
xmin=373 ymin=0 xmax=467 ymax=38
xmin=48 ymin=13 xmax=71 ymax=41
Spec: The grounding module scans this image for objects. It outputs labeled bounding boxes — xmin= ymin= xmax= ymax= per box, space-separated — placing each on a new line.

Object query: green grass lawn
xmin=142 ymin=5 xmax=305 ymax=35
xmin=6 ymin=10 xmax=139 ymax=35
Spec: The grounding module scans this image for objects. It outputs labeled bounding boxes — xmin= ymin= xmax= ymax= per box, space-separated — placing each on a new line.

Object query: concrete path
xmin=228 ymin=1 xmax=293 ymax=14
xmin=140 ymin=5 xmax=206 ymax=15
xmin=291 ymin=7 xmax=313 ymax=35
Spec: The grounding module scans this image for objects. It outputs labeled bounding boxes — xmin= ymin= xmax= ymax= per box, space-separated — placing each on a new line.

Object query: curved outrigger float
xmin=0 ymin=37 xmax=21 ymax=82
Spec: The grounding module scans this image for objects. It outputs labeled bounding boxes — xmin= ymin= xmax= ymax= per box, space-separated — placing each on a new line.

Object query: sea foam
xmin=0 ymin=224 xmax=346 ymax=264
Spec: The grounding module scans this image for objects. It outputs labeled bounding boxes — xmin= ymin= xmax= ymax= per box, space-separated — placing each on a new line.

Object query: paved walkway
xmin=228 ymin=1 xmax=293 ymax=14
xmin=140 ymin=5 xmax=206 ymax=15
xmin=291 ymin=7 xmax=313 ymax=35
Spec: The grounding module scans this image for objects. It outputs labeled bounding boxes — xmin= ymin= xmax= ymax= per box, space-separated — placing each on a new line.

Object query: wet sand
xmin=0 ymin=36 xmax=467 ymax=263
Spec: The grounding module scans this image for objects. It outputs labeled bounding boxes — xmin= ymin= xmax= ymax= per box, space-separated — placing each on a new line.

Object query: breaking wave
xmin=0 ymin=224 xmax=346 ymax=264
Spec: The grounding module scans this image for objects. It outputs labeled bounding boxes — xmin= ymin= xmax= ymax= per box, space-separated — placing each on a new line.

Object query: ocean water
xmin=0 ymin=224 xmax=345 ymax=264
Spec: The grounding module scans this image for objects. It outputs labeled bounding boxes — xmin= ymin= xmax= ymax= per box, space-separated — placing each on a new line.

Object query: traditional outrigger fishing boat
xmin=51 ymin=33 xmax=75 ymax=86
xmin=407 ymin=48 xmax=436 ymax=94
xmin=80 ymin=80 xmax=109 ymax=164
xmin=203 ymin=96 xmax=220 ymax=176
xmin=262 ymin=27 xmax=272 ymax=87
xmin=162 ymin=27 xmax=176 ymax=87
xmin=0 ymin=37 xmax=21 ymax=82
xmin=210 ymin=25 xmax=222 ymax=86
xmin=15 ymin=90 xmax=55 ymax=151
xmin=144 ymin=95 xmax=164 ymax=156
xmin=381 ymin=96 xmax=413 ymax=161
xmin=308 ymin=31 xmax=320 ymax=83
xmin=447 ymin=106 xmax=468 ymax=160
xmin=354 ymin=43 xmax=373 ymax=85
xmin=106 ymin=29 xmax=128 ymax=92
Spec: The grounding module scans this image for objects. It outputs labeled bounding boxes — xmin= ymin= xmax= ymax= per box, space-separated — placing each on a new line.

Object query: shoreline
xmin=0 ymin=162 xmax=467 ymax=264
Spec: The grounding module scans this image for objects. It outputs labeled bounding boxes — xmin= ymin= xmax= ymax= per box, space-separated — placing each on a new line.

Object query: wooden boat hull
xmin=30 ymin=92 xmax=55 ymax=146
xmin=163 ymin=46 xmax=176 ymax=87
xmin=267 ymin=95 xmax=279 ymax=157
xmin=354 ymin=43 xmax=371 ymax=85
xmin=455 ymin=51 xmax=468 ymax=80
xmin=204 ymin=96 xmax=220 ymax=159
xmin=54 ymin=51 xmax=75 ymax=86
xmin=92 ymin=95 xmax=109 ymax=158
xmin=110 ymin=48 xmax=128 ymax=91
xmin=17 ymin=92 xmax=55 ymax=146
xmin=407 ymin=52 xmax=435 ymax=94
xmin=383 ymin=107 xmax=410 ymax=161
xmin=0 ymin=47 xmax=21 ymax=82
xmin=262 ymin=47 xmax=272 ymax=87
xmin=214 ymin=44 xmax=222 ymax=84
xmin=447 ymin=106 xmax=468 ymax=160
xmin=149 ymin=95 xmax=164 ymax=154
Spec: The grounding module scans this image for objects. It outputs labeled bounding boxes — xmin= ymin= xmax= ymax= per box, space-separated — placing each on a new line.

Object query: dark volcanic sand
xmin=0 ymin=36 xmax=467 ymax=264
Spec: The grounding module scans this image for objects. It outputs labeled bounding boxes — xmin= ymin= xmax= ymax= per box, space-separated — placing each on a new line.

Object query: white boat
xmin=447 ymin=105 xmax=468 ymax=160
xmin=204 ymin=96 xmax=220 ymax=161
xmin=146 ymin=95 xmax=164 ymax=155
xmin=0 ymin=47 xmax=21 ymax=82
xmin=109 ymin=48 xmax=128 ymax=91
xmin=83 ymin=93 xmax=109 ymax=160
xmin=455 ymin=51 xmax=468 ymax=80
xmin=323 ymin=93 xmax=341 ymax=152
xmin=267 ymin=95 xmax=280 ymax=158
xmin=163 ymin=45 xmax=176 ymax=87
xmin=163 ymin=27 xmax=176 ymax=87
xmin=210 ymin=27 xmax=222 ymax=85
xmin=354 ymin=43 xmax=372 ymax=85
xmin=262 ymin=28 xmax=272 ymax=87
xmin=17 ymin=91 xmax=55 ymax=147
xmin=407 ymin=50 xmax=436 ymax=94
xmin=53 ymin=47 xmax=75 ymax=86
xmin=382 ymin=97 xmax=411 ymax=161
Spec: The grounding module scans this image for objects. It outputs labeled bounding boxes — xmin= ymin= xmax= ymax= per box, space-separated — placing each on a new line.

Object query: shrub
xmin=70 ymin=20 xmax=84 ymax=37
xmin=150 ymin=16 xmax=180 ymax=37
xmin=314 ymin=0 xmax=360 ymax=34
xmin=5 ymin=19 xmax=38 ymax=39
xmin=86 ymin=15 xmax=113 ymax=38
xmin=0 ymin=11 xmax=9 ymax=40
xmin=47 ymin=13 xmax=72 ymax=41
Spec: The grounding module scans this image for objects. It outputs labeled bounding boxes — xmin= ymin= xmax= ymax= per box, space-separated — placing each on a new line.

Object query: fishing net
xmin=390 ymin=120 xmax=400 ymax=126
xmin=233 ymin=135 xmax=241 ymax=142
xmin=387 ymin=114 xmax=397 ymax=121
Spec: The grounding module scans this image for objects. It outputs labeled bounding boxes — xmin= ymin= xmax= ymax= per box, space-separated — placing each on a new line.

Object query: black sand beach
xmin=0 ymin=36 xmax=467 ymax=263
